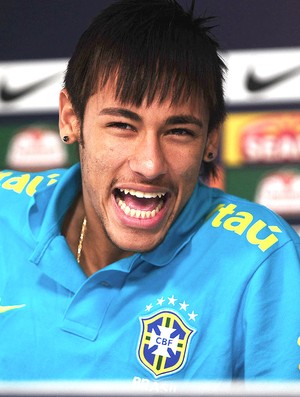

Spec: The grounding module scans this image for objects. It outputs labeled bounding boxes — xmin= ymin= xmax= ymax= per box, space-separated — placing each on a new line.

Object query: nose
xmin=128 ymin=134 xmax=167 ymax=180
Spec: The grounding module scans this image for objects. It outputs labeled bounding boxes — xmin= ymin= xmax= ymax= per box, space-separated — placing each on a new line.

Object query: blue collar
xmin=29 ymin=163 xmax=213 ymax=288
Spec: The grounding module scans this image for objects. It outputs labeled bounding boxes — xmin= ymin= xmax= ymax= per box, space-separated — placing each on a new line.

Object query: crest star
xmin=145 ymin=303 xmax=153 ymax=312
xmin=168 ymin=295 xmax=178 ymax=306
xmin=157 ymin=297 xmax=165 ymax=306
xmin=179 ymin=301 xmax=189 ymax=311
xmin=188 ymin=311 xmax=198 ymax=321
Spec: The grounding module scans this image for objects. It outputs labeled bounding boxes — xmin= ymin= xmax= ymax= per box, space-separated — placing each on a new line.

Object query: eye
xmin=107 ymin=122 xmax=135 ymax=131
xmin=168 ymin=128 xmax=194 ymax=137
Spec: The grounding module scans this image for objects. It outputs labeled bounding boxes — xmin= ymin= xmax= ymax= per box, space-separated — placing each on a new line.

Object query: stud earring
xmin=207 ymin=152 xmax=214 ymax=160
xmin=63 ymin=136 xmax=69 ymax=142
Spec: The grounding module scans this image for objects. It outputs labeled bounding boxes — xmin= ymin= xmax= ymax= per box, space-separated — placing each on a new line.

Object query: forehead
xmin=89 ymin=77 xmax=209 ymax=121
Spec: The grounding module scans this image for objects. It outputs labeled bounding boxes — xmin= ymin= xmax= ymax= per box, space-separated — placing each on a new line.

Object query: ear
xmin=203 ymin=127 xmax=220 ymax=162
xmin=59 ymin=89 xmax=81 ymax=144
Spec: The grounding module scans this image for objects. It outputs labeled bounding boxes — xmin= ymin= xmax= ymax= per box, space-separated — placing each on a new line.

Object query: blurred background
xmin=1 ymin=0 xmax=300 ymax=232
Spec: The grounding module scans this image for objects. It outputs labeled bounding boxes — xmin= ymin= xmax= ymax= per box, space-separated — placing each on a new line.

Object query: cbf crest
xmin=137 ymin=310 xmax=195 ymax=378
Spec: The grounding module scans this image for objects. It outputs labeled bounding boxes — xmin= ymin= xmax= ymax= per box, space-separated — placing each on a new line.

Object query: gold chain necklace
xmin=77 ymin=216 xmax=87 ymax=264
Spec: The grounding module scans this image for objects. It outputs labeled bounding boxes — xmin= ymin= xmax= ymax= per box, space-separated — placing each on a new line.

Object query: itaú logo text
xmin=209 ymin=203 xmax=282 ymax=252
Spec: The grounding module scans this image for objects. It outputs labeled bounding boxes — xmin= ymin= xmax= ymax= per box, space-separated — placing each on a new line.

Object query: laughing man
xmin=1 ymin=0 xmax=300 ymax=382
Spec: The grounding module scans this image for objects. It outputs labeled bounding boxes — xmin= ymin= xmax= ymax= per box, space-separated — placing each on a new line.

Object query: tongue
xmin=124 ymin=195 xmax=160 ymax=211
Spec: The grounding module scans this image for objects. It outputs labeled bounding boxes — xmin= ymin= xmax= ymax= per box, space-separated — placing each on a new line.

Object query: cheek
xmin=181 ymin=165 xmax=201 ymax=196
xmin=172 ymin=151 xmax=203 ymax=201
xmin=173 ymin=150 xmax=203 ymax=181
xmin=80 ymin=140 xmax=128 ymax=189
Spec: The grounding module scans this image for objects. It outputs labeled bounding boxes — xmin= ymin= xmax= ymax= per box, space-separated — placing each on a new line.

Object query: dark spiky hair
xmin=64 ymin=0 xmax=227 ymax=179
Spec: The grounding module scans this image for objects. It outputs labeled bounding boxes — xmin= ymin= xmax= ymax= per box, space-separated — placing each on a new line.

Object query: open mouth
xmin=114 ymin=188 xmax=168 ymax=219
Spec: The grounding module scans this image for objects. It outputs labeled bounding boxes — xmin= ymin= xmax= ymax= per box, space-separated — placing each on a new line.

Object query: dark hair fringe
xmin=64 ymin=0 xmax=227 ymax=178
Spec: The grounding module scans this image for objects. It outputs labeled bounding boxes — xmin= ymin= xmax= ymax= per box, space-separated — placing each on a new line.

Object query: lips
xmin=114 ymin=188 xmax=167 ymax=219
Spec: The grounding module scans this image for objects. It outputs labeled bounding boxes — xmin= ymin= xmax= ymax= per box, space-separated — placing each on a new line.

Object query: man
xmin=0 ymin=0 xmax=300 ymax=382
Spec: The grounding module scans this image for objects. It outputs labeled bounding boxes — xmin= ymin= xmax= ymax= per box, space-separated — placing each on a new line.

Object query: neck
xmin=62 ymin=195 xmax=133 ymax=276
xmin=79 ymin=223 xmax=134 ymax=276
xmin=61 ymin=194 xmax=85 ymax=260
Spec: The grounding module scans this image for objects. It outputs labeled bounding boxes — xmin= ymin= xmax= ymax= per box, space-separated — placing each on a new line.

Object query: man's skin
xmin=59 ymin=80 xmax=219 ymax=276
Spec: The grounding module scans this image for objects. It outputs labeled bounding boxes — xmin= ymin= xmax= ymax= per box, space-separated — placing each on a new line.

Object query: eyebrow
xmin=99 ymin=108 xmax=203 ymax=128
xmin=165 ymin=115 xmax=203 ymax=129
xmin=99 ymin=108 xmax=141 ymax=121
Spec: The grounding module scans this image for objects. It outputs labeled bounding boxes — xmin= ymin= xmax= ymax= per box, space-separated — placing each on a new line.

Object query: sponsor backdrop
xmin=1 ymin=0 xmax=300 ymax=230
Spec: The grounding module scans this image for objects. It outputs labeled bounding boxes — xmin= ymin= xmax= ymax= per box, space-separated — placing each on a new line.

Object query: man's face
xmin=77 ymin=83 xmax=218 ymax=255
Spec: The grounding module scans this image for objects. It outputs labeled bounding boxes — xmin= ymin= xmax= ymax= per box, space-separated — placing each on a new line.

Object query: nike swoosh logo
xmin=0 ymin=72 xmax=61 ymax=102
xmin=0 ymin=304 xmax=26 ymax=313
xmin=246 ymin=65 xmax=300 ymax=92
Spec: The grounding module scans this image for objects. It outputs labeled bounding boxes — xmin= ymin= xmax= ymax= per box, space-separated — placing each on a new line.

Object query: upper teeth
xmin=119 ymin=188 xmax=165 ymax=199
xmin=116 ymin=198 xmax=163 ymax=219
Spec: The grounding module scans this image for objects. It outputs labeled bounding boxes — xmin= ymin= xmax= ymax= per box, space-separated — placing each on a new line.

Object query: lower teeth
xmin=116 ymin=197 xmax=163 ymax=219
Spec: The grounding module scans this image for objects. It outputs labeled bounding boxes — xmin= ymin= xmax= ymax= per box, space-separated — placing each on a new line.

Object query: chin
xmin=115 ymin=235 xmax=164 ymax=254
